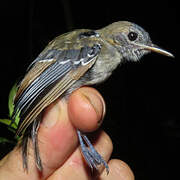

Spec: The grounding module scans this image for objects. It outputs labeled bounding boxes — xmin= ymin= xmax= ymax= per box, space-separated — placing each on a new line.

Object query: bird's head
xmin=99 ymin=21 xmax=174 ymax=61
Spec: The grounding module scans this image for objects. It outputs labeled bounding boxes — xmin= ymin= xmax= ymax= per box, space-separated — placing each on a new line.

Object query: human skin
xmin=0 ymin=87 xmax=134 ymax=180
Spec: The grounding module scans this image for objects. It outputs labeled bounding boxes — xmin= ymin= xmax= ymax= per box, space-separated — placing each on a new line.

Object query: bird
xmin=11 ymin=21 xmax=174 ymax=174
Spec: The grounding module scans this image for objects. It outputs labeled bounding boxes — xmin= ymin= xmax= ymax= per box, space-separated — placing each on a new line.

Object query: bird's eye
xmin=128 ymin=32 xmax=138 ymax=41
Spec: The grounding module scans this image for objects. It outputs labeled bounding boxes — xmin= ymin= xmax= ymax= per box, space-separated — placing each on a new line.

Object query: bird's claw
xmin=77 ymin=130 xmax=109 ymax=174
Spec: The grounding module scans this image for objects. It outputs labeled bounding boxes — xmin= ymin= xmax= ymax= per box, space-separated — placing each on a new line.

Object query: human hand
xmin=0 ymin=87 xmax=134 ymax=180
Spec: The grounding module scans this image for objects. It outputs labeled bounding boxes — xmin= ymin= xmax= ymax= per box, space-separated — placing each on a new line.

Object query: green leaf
xmin=0 ymin=83 xmax=20 ymax=142
xmin=7 ymin=83 xmax=20 ymax=129
xmin=0 ymin=137 xmax=16 ymax=145
xmin=0 ymin=84 xmax=20 ymax=133
xmin=14 ymin=110 xmax=20 ymax=128
xmin=0 ymin=119 xmax=11 ymax=126
xmin=8 ymin=83 xmax=18 ymax=118
xmin=0 ymin=118 xmax=17 ymax=131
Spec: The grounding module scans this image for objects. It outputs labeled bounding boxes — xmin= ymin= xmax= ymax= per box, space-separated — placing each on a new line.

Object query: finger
xmin=0 ymin=99 xmax=78 ymax=180
xmin=68 ymin=87 xmax=106 ymax=132
xmin=0 ymin=87 xmax=105 ymax=180
xmin=47 ymin=130 xmax=113 ymax=180
xmin=99 ymin=159 xmax=134 ymax=180
xmin=32 ymin=88 xmax=105 ymax=178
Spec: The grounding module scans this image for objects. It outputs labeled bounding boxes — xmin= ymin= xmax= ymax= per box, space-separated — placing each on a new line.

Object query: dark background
xmin=0 ymin=0 xmax=179 ymax=179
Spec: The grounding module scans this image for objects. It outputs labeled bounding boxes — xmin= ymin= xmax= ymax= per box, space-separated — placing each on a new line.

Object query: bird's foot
xmin=77 ymin=130 xmax=109 ymax=174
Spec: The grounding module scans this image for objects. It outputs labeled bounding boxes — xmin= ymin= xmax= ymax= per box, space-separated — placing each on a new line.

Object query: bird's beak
xmin=139 ymin=43 xmax=174 ymax=58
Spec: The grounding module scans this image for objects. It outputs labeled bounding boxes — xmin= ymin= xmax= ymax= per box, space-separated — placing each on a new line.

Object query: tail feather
xmin=18 ymin=117 xmax=42 ymax=171
xmin=31 ymin=119 xmax=42 ymax=171
xmin=21 ymin=135 xmax=29 ymax=170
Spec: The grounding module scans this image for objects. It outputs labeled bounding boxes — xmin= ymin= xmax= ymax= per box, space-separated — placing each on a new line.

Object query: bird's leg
xmin=31 ymin=118 xmax=42 ymax=171
xmin=77 ymin=130 xmax=109 ymax=174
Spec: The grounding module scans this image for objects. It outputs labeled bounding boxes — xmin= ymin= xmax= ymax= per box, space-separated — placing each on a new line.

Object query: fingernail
xmin=80 ymin=88 xmax=106 ymax=125
xmin=98 ymin=94 xmax=106 ymax=124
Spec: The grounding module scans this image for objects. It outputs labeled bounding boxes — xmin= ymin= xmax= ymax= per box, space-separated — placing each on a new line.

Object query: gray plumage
xmin=12 ymin=21 xmax=173 ymax=174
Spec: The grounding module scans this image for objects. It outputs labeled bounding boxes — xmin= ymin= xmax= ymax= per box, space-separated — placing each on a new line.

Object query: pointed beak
xmin=139 ymin=43 xmax=174 ymax=58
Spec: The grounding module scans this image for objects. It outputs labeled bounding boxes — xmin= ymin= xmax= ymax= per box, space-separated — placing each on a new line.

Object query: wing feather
xmin=14 ymin=44 xmax=101 ymax=136
xmin=15 ymin=60 xmax=56 ymax=100
xmin=13 ymin=60 xmax=72 ymax=120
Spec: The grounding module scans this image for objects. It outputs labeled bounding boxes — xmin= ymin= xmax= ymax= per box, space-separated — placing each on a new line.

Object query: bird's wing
xmin=14 ymin=44 xmax=101 ymax=136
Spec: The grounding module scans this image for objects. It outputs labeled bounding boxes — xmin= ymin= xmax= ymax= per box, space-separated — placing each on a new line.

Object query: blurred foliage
xmin=0 ymin=83 xmax=19 ymax=144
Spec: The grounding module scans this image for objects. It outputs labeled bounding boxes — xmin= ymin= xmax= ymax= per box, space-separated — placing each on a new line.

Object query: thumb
xmin=0 ymin=87 xmax=105 ymax=180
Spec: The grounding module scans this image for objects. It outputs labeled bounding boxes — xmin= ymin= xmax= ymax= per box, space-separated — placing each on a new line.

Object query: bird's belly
xmin=85 ymin=71 xmax=112 ymax=85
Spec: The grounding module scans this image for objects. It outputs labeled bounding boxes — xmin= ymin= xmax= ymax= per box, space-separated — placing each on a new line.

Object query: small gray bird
xmin=12 ymin=21 xmax=174 ymax=174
